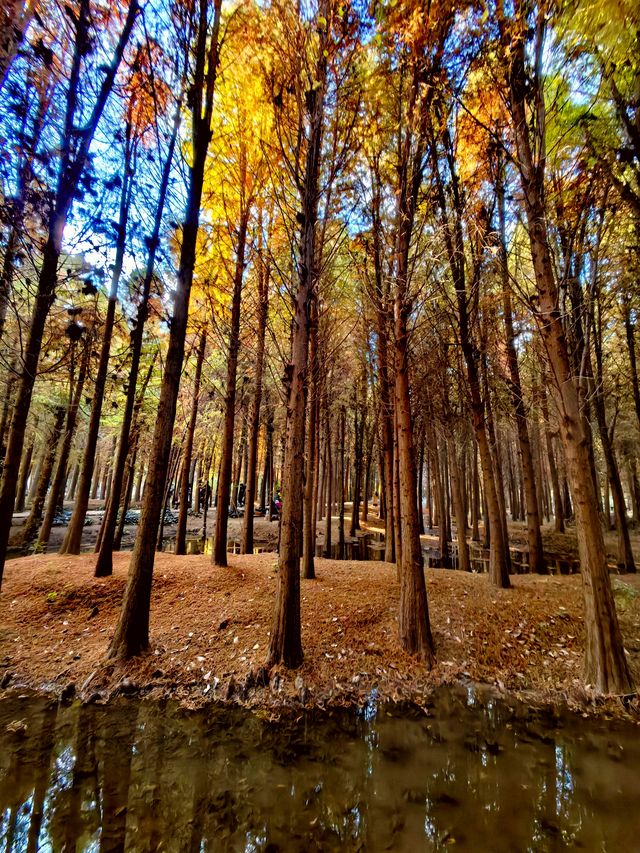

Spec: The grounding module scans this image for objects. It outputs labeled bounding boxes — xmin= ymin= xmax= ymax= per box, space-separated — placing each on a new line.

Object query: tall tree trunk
xmin=394 ymin=320 xmax=434 ymax=661
xmin=505 ymin=5 xmax=632 ymax=692
xmin=498 ymin=168 xmax=545 ymax=571
xmin=417 ymin=433 xmax=425 ymax=535
xmin=11 ymin=406 xmax=65 ymax=547
xmin=338 ymin=406 xmax=346 ymax=552
xmin=471 ymin=443 xmax=480 ymax=540
xmin=592 ymin=332 xmax=635 ymax=572
xmin=266 ymin=9 xmax=328 ymax=669
xmin=213 ymin=208 xmax=249 ymax=567
xmin=95 ymin=98 xmax=180 ymax=577
xmin=623 ymin=296 xmax=640 ymax=434
xmin=594 ymin=397 xmax=635 ymax=572
xmin=0 ymin=0 xmax=137 ymax=588
xmin=241 ymin=239 xmax=269 ymax=554
xmin=323 ymin=402 xmax=333 ymax=557
xmin=301 ymin=297 xmax=318 ymax=577
xmin=114 ymin=444 xmax=138 ymax=550
xmin=448 ymin=438 xmax=471 ymax=571
xmin=349 ymin=403 xmax=363 ymax=538
xmin=108 ymin=0 xmax=222 ymax=659
xmin=429 ymin=108 xmax=510 ymax=588
xmin=37 ymin=338 xmax=91 ymax=548
xmin=60 ymin=119 xmax=135 ymax=555
xmin=369 ymin=157 xmax=395 ymax=563
xmin=541 ymin=382 xmax=564 ymax=533
xmin=15 ymin=422 xmax=37 ymax=513
xmin=175 ymin=326 xmax=207 ymax=554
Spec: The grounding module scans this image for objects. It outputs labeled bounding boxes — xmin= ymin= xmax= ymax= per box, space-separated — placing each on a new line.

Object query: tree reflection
xmin=0 ymin=690 xmax=638 ymax=851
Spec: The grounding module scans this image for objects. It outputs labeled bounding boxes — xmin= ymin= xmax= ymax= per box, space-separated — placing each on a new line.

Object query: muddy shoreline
xmin=2 ymin=551 xmax=640 ymax=721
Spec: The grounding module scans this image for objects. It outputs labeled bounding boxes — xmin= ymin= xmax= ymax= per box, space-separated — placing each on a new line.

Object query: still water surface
xmin=1 ymin=688 xmax=638 ymax=851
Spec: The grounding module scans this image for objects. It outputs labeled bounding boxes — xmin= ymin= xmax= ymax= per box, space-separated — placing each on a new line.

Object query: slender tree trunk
xmin=301 ymin=297 xmax=318 ymax=577
xmin=114 ymin=444 xmax=138 ymax=550
xmin=11 ymin=406 xmax=65 ymax=547
xmin=241 ymin=243 xmax=269 ymax=554
xmin=67 ymin=461 xmax=80 ymax=501
xmin=484 ymin=365 xmax=513 ymax=575
xmin=108 ymin=0 xmax=222 ymax=658
xmin=541 ymin=383 xmax=564 ymax=533
xmin=349 ymin=406 xmax=362 ymax=537
xmin=429 ymin=108 xmax=510 ymax=588
xmin=623 ymin=297 xmax=640 ymax=434
xmin=470 ymin=444 xmax=480 ymax=540
xmin=497 ymin=171 xmax=546 ymax=570
xmin=506 ymin=10 xmax=632 ymax=692
xmin=175 ymin=326 xmax=206 ymax=554
xmin=592 ymin=372 xmax=635 ymax=572
xmin=213 ymin=209 xmax=249 ymax=567
xmin=394 ymin=320 xmax=435 ymax=661
xmin=60 ymin=121 xmax=135 ymax=555
xmin=15 ymin=424 xmax=37 ymax=513
xmin=417 ymin=433 xmax=425 ymax=535
xmin=94 ymin=97 xmax=180 ymax=578
xmin=338 ymin=406 xmax=345 ymax=552
xmin=266 ymin=10 xmax=327 ymax=668
xmin=448 ymin=438 xmax=470 ymax=571
xmin=156 ymin=446 xmax=180 ymax=551
xmin=323 ymin=403 xmax=333 ymax=557
xmin=37 ymin=339 xmax=91 ymax=548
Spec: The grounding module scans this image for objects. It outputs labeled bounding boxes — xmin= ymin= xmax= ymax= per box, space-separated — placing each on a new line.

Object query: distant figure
xmin=269 ymin=492 xmax=282 ymax=522
xmin=237 ymin=482 xmax=246 ymax=506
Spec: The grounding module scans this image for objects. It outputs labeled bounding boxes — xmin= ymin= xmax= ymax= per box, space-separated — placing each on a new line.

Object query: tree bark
xmin=241 ymin=237 xmax=269 ymax=554
xmin=505 ymin=3 xmax=632 ymax=692
xmin=266 ymin=7 xmax=328 ymax=669
xmin=94 ymin=97 xmax=180 ymax=577
xmin=301 ymin=296 xmax=318 ymax=577
xmin=175 ymin=326 xmax=206 ymax=554
xmin=213 ymin=209 xmax=249 ymax=567
xmin=11 ymin=406 xmax=65 ymax=547
xmin=448 ymin=438 xmax=471 ymax=571
xmin=0 ymin=0 xmax=138 ymax=587
xmin=60 ymin=118 xmax=135 ymax=555
xmin=323 ymin=401 xmax=333 ymax=557
xmin=108 ymin=0 xmax=221 ymax=658
xmin=15 ymin=423 xmax=37 ymax=513
xmin=37 ymin=338 xmax=91 ymax=548
xmin=497 ymin=171 xmax=545 ymax=571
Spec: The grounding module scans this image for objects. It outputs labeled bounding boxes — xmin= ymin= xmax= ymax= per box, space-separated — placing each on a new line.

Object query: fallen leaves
xmin=0 ymin=552 xmax=638 ymax=717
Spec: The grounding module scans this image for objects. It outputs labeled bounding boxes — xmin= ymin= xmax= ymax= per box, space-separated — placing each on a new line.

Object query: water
xmin=162 ymin=538 xmax=274 ymax=556
xmin=315 ymin=533 xmax=386 ymax=562
xmin=163 ymin=533 xmax=387 ymax=561
xmin=1 ymin=688 xmax=638 ymax=851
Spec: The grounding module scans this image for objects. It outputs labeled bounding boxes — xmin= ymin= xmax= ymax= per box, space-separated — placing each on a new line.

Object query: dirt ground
xmin=1 ymin=549 xmax=639 ymax=719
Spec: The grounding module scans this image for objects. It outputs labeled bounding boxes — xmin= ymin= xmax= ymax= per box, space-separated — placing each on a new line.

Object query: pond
xmin=1 ymin=687 xmax=638 ymax=851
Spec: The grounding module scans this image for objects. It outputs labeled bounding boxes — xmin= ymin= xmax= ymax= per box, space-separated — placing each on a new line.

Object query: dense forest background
xmin=0 ymin=0 xmax=639 ymax=695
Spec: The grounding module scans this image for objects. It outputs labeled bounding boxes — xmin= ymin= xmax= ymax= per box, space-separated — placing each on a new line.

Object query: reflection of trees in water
xmin=47 ymin=703 xmax=100 ymax=850
xmin=0 ymin=700 xmax=57 ymax=851
xmin=0 ymin=691 xmax=638 ymax=851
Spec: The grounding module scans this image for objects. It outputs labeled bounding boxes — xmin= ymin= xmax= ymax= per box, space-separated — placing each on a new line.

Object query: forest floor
xmin=1 ymin=549 xmax=640 ymax=721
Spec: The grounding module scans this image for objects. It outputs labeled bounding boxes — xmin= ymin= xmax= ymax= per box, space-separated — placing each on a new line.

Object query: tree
xmin=0 ymin=0 xmax=139 ymax=589
xmin=266 ymin=0 xmax=331 ymax=668
xmin=108 ymin=0 xmax=222 ymax=658
xmin=499 ymin=0 xmax=633 ymax=693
